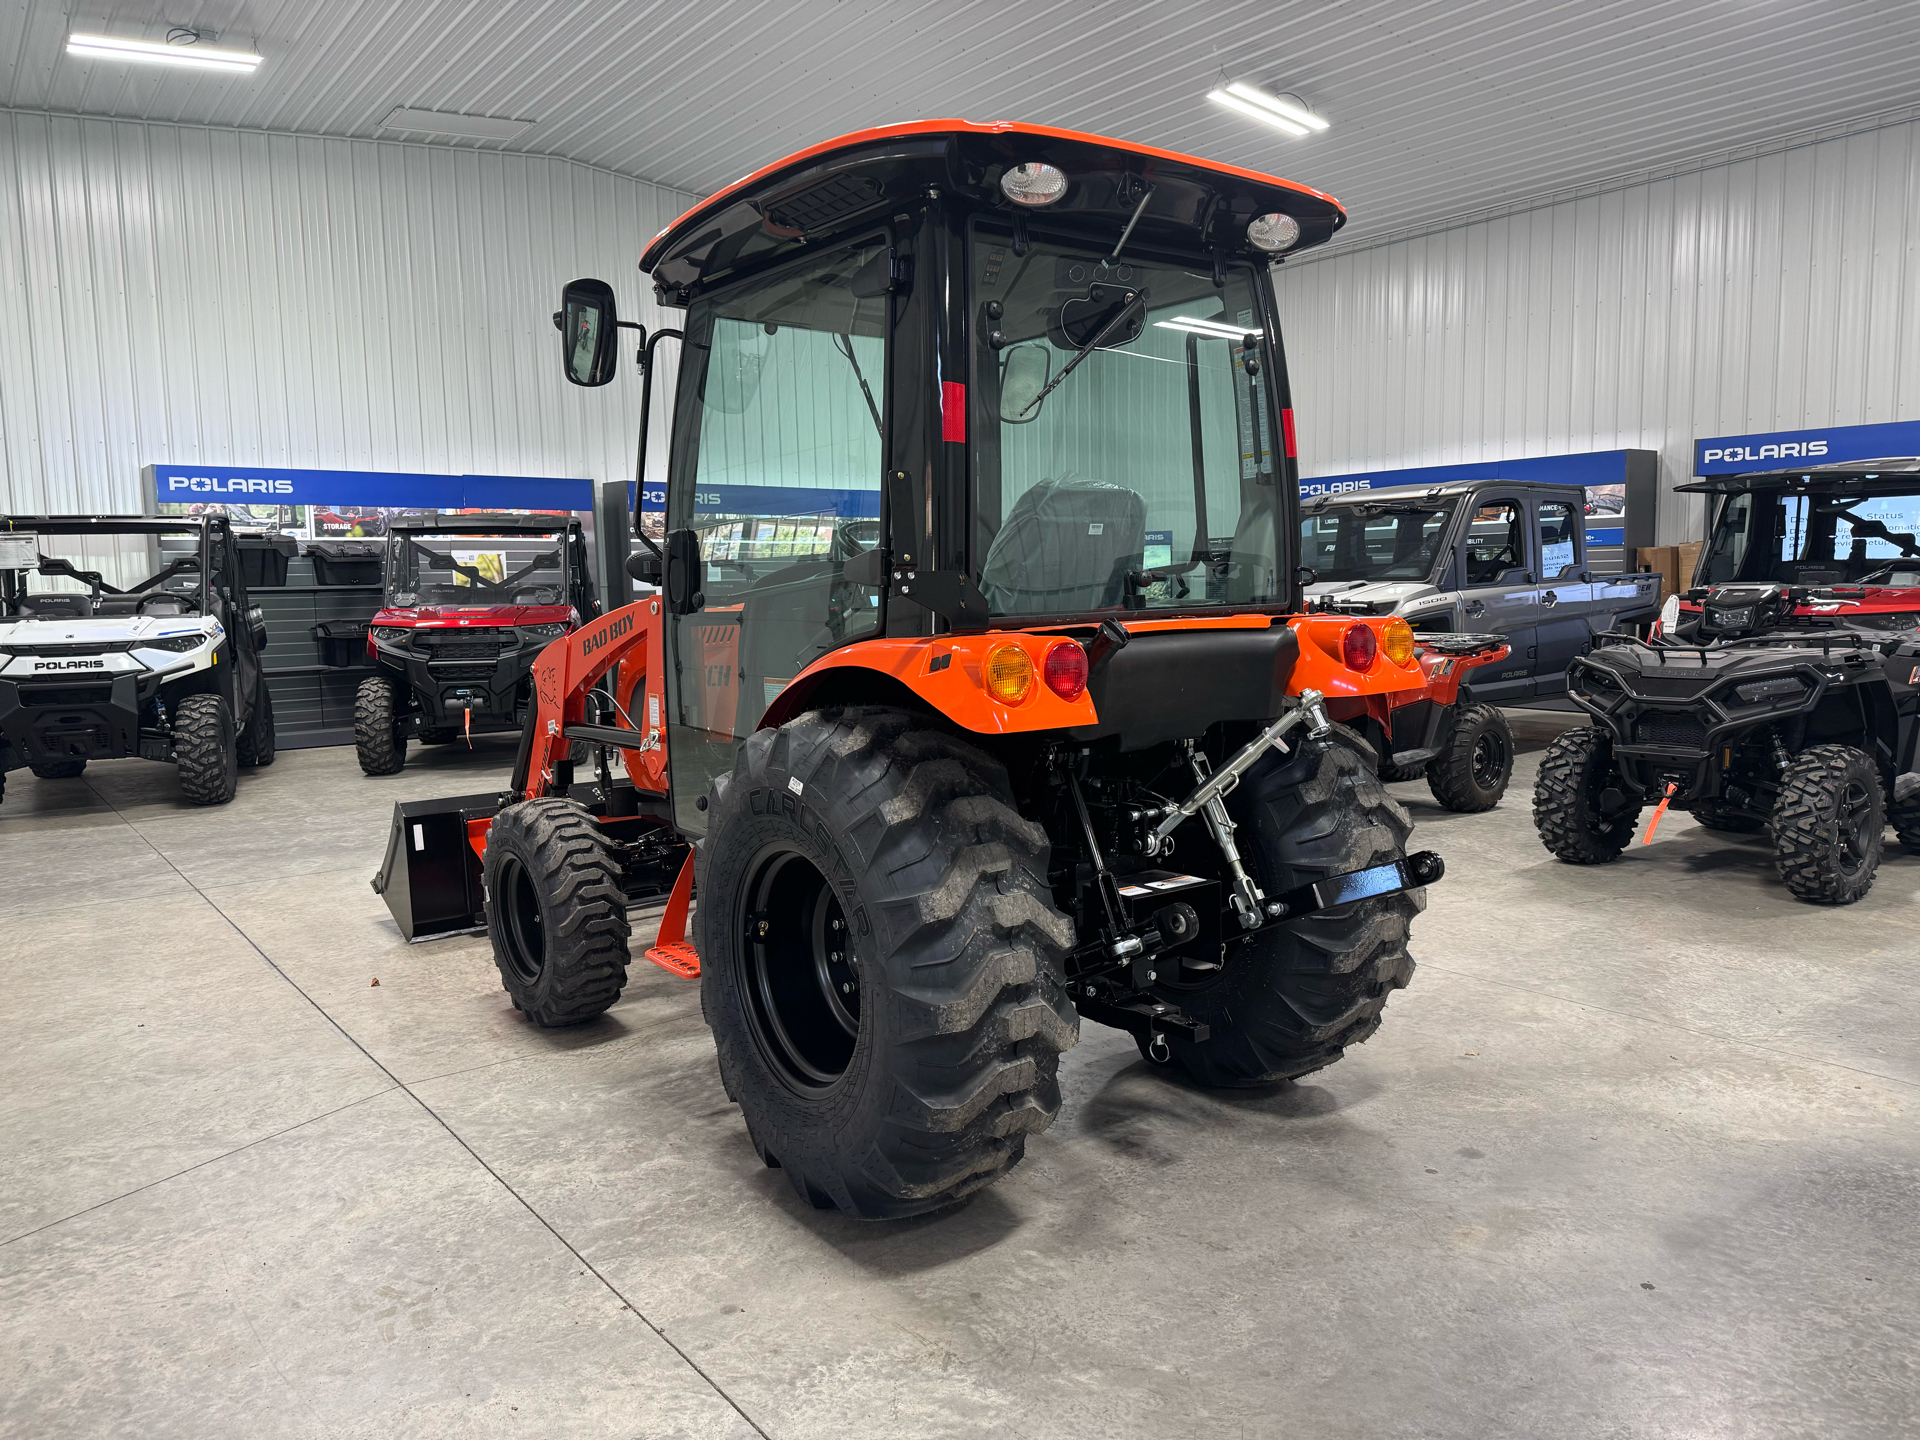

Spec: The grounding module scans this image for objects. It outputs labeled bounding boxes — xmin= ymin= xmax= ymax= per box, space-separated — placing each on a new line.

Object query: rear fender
xmin=1286 ymin=615 xmax=1428 ymax=699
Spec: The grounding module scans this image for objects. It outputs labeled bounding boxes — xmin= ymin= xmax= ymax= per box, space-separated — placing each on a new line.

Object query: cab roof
xmin=2 ymin=514 xmax=222 ymax=534
xmin=640 ymin=119 xmax=1347 ymax=302
xmin=387 ymin=512 xmax=581 ymax=534
xmin=1677 ymin=457 xmax=1919 ymax=493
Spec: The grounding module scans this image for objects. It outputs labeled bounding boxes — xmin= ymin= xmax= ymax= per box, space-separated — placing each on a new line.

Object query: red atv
xmin=355 ymin=513 xmax=598 ymax=773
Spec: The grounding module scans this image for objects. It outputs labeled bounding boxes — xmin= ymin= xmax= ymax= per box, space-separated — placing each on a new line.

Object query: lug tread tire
xmin=1691 ymin=801 xmax=1764 ymax=834
xmin=1893 ymin=802 xmax=1919 ymax=856
xmin=483 ymin=798 xmax=631 ymax=1025
xmin=1770 ymin=745 xmax=1884 ymax=905
xmin=1532 ymin=727 xmax=1639 ymax=864
xmin=174 ymin=693 xmax=238 ymax=805
xmin=237 ymin=680 xmax=276 ymax=767
xmin=1425 ymin=702 xmax=1513 ymax=812
xmin=1377 ymin=758 xmax=1425 ymax=784
xmin=30 ymin=759 xmax=85 ymax=779
xmin=354 ymin=676 xmax=407 ymax=775
xmin=699 ymin=706 xmax=1078 ymax=1219
xmin=1153 ymin=728 xmax=1422 ymax=1088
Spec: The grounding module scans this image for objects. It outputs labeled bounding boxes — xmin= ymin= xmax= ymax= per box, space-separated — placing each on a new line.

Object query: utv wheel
xmin=1377 ymin=758 xmax=1426 ymax=784
xmin=174 ymin=693 xmax=238 ymax=805
xmin=353 ymin=676 xmax=408 ymax=775
xmin=698 ymin=706 xmax=1078 ymax=1219
xmin=1532 ymin=727 xmax=1641 ymax=863
xmin=1425 ymin=702 xmax=1512 ymax=812
xmin=30 ymin=759 xmax=86 ymax=780
xmin=237 ymin=680 xmax=276 ymax=767
xmin=1771 ymin=745 xmax=1884 ymax=905
xmin=1691 ymin=800 xmax=1764 ymax=834
xmin=1893 ymin=800 xmax=1920 ymax=857
xmin=1142 ymin=726 xmax=1421 ymax=1087
xmin=483 ymin=798 xmax=631 ymax=1024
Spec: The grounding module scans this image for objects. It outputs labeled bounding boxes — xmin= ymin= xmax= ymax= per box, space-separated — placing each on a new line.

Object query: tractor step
xmin=641 ymin=849 xmax=700 ymax=978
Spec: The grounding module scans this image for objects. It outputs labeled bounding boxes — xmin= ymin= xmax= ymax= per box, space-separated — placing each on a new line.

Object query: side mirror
xmin=999 ymin=343 xmax=1050 ymax=423
xmin=560 ymin=279 xmax=620 ymax=387
xmin=664 ymin=528 xmax=704 ymax=614
xmin=248 ymin=604 xmax=268 ymax=649
xmin=626 ymin=548 xmax=663 ymax=587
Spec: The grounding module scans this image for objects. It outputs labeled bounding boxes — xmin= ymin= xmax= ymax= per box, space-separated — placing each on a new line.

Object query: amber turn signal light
xmin=1381 ymin=616 xmax=1416 ymax=667
xmin=984 ymin=643 xmax=1035 ymax=704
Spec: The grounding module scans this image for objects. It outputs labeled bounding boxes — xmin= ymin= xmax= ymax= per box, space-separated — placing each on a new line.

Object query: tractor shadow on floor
xmin=757 ymin=1172 xmax=1030 ymax=1274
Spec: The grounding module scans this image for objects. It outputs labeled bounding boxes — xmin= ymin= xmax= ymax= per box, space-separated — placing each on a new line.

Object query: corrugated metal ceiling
xmin=3 ymin=0 xmax=1914 ymax=249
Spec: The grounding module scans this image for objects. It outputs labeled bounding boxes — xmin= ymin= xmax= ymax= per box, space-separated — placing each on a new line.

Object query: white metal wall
xmin=0 ymin=110 xmax=695 ymax=516
xmin=1275 ymin=117 xmax=1920 ymax=544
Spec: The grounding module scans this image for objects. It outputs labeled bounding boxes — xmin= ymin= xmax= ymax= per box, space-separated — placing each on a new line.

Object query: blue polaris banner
xmin=145 ymin=463 xmax=596 ymax=511
xmin=1693 ymin=421 xmax=1919 ymax=475
xmin=1300 ymin=448 xmax=1640 ymax=547
xmin=678 ymin=484 xmax=880 ymax=517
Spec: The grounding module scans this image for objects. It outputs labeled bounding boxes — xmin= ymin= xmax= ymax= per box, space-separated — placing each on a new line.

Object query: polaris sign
xmin=1693 ymin=421 xmax=1919 ymax=475
xmin=162 ymin=473 xmax=297 ymax=496
xmin=142 ymin=464 xmax=596 ymax=511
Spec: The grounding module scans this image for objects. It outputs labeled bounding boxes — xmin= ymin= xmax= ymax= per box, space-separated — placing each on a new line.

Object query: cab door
xmin=1532 ymin=496 xmax=1594 ymax=693
xmin=1454 ymin=495 xmax=1540 ymax=702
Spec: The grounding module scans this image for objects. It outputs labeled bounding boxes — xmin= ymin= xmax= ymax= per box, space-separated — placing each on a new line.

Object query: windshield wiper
xmin=834 ymin=333 xmax=882 ymax=436
xmin=1018 ymin=287 xmax=1149 ymax=420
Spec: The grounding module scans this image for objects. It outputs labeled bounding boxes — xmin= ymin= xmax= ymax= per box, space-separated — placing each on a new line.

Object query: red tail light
xmin=1341 ymin=622 xmax=1377 ymax=672
xmin=1043 ymin=640 xmax=1089 ymax=700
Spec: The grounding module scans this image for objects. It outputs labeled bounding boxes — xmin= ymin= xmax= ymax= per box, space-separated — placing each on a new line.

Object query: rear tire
xmin=237 ymin=680 xmax=276 ymax=767
xmin=1145 ymin=727 xmax=1422 ymax=1087
xmin=1533 ymin=727 xmax=1640 ymax=863
xmin=419 ymin=726 xmax=459 ymax=746
xmin=1772 ymin=745 xmax=1883 ymax=905
xmin=30 ymin=759 xmax=86 ymax=780
xmin=354 ymin=675 xmax=408 ymax=775
xmin=174 ymin=693 xmax=238 ymax=805
xmin=1425 ymin=702 xmax=1512 ymax=812
xmin=1377 ymin=758 xmax=1426 ymax=783
xmin=1691 ymin=800 xmax=1765 ymax=834
xmin=1893 ymin=800 xmax=1919 ymax=856
xmin=483 ymin=798 xmax=631 ymax=1024
xmin=698 ymin=706 xmax=1078 ymax=1219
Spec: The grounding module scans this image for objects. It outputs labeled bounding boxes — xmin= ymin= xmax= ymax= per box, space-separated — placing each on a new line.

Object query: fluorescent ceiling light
xmin=1225 ymin=82 xmax=1330 ymax=132
xmin=381 ymin=107 xmax=534 ymax=142
xmin=66 ymin=32 xmax=261 ymax=71
xmin=1156 ymin=317 xmax=1263 ymax=339
xmin=1207 ymin=89 xmax=1308 ymax=137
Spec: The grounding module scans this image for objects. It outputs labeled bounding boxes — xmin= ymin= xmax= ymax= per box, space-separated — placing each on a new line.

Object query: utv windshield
xmin=386 ymin=529 xmax=572 ymax=607
xmin=1701 ymin=484 xmax=1921 ymax=587
xmin=1300 ymin=500 xmax=1457 ymax=583
xmin=969 ymin=225 xmax=1284 ymax=615
xmin=0 ymin=521 xmax=210 ymax=619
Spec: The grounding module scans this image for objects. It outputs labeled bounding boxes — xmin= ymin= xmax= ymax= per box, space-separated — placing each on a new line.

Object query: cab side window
xmin=1463 ymin=501 xmax=1526 ymax=585
xmin=1538 ymin=501 xmax=1578 ymax=579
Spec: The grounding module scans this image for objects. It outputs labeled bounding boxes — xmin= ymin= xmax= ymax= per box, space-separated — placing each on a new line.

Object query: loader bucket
xmin=372 ymin=791 xmax=502 ymax=941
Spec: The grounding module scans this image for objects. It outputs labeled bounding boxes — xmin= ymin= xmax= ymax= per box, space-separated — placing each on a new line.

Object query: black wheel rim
xmin=1471 ymin=729 xmax=1508 ymax=790
xmin=498 ymin=854 xmax=546 ymax=984
xmin=1838 ymin=779 xmax=1874 ymax=866
xmin=739 ymin=845 xmax=858 ymax=1095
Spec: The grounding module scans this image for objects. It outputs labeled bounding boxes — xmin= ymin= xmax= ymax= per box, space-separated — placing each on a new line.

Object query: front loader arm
xmin=511 ymin=595 xmax=671 ymax=802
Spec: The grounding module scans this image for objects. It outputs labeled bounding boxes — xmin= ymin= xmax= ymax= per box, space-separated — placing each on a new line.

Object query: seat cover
xmin=979 ymin=475 xmax=1146 ymax=614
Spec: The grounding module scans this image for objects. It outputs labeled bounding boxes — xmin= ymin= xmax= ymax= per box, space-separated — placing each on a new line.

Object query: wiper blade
xmin=1018 ymin=287 xmax=1148 ymax=420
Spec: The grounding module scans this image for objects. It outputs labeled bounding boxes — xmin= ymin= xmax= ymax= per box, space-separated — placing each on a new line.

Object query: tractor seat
xmin=979 ymin=476 xmax=1146 ymax=614
xmin=16 ymin=592 xmax=93 ymax=619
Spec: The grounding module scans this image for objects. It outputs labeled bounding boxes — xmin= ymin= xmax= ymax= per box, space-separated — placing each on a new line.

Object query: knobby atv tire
xmin=1377 ymin=758 xmax=1426 ymax=784
xmin=1770 ymin=745 xmax=1884 ymax=905
xmin=1533 ymin=727 xmax=1640 ymax=863
xmin=1141 ymin=726 xmax=1422 ymax=1087
xmin=697 ymin=706 xmax=1079 ymax=1219
xmin=237 ymin=679 xmax=276 ymax=767
xmin=482 ymin=798 xmax=631 ymax=1024
xmin=1893 ymin=800 xmax=1919 ymax=856
xmin=1690 ymin=800 xmax=1765 ymax=834
xmin=354 ymin=675 xmax=408 ymax=775
xmin=1426 ymin=702 xmax=1512 ymax=812
xmin=30 ymin=759 xmax=86 ymax=779
xmin=174 ymin=693 xmax=238 ymax=805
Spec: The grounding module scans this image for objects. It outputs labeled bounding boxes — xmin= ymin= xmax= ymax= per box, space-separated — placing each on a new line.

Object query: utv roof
xmin=1678 ymin=457 xmax=1919 ymax=493
xmin=640 ymin=119 xmax=1348 ymax=301
xmin=1 ymin=514 xmax=221 ymax=534
xmin=1301 ymin=479 xmax=1534 ymax=510
xmin=386 ymin=512 xmax=582 ymax=534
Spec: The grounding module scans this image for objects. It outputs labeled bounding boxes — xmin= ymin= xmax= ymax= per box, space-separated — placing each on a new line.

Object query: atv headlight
xmin=141 ymin=632 xmax=207 ymax=653
xmin=370 ymin=626 xmax=411 ymax=643
xmin=522 ymin=622 xmax=568 ymax=642
xmin=1734 ymin=675 xmax=1805 ymax=704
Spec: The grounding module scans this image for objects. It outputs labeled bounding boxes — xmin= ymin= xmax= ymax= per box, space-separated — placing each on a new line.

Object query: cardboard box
xmin=1676 ymin=541 xmax=1704 ymax=593
xmin=1636 ymin=545 xmax=1679 ymax=601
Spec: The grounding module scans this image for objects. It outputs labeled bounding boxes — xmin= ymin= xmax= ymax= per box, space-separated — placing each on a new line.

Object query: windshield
xmin=385 ymin=530 xmax=572 ymax=607
xmin=1300 ymin=500 xmax=1456 ymax=583
xmin=1 ymin=524 xmax=209 ymax=620
xmin=1701 ymin=484 xmax=1921 ymax=587
xmin=969 ymin=226 xmax=1283 ymax=616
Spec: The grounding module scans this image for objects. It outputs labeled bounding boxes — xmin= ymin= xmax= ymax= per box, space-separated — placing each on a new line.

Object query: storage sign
xmin=1693 ymin=421 xmax=1919 ymax=475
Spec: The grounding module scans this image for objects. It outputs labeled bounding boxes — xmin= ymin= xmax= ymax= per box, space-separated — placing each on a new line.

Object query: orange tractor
xmin=379 ymin=121 xmax=1447 ymax=1218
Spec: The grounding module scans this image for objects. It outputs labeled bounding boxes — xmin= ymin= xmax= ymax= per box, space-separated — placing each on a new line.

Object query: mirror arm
xmin=632 ymin=328 xmax=685 ymax=549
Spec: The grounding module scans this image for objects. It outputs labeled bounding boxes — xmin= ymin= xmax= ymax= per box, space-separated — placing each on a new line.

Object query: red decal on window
xmin=941 ymin=381 xmax=966 ymax=443
xmin=1281 ymin=407 xmax=1298 ymax=459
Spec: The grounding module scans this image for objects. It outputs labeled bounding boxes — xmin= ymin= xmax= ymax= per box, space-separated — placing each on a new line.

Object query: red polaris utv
xmin=354 ymin=513 xmax=597 ymax=773
xmin=382 ymin=120 xmax=1458 ymax=1219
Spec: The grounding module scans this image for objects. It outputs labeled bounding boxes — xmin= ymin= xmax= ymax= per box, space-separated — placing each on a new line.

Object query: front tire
xmin=237 ymin=679 xmax=276 ymax=767
xmin=483 ymin=798 xmax=631 ymax=1024
xmin=174 ymin=693 xmax=238 ymax=805
xmin=698 ymin=707 xmax=1078 ymax=1219
xmin=1772 ymin=745 xmax=1884 ymax=904
xmin=30 ymin=759 xmax=86 ymax=780
xmin=354 ymin=675 xmax=408 ymax=775
xmin=1533 ymin=727 xmax=1640 ymax=863
xmin=1143 ymin=727 xmax=1422 ymax=1087
xmin=1425 ymin=702 xmax=1512 ymax=812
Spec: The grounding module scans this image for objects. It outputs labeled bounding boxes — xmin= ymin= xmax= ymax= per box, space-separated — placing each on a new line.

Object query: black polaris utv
xmin=1532 ymin=459 xmax=1919 ymax=903
xmin=355 ymin=513 xmax=598 ymax=774
xmin=0 ymin=515 xmax=276 ymax=806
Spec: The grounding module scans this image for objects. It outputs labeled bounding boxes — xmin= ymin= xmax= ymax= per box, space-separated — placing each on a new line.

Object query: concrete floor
xmin=1 ymin=713 xmax=1915 ymax=1439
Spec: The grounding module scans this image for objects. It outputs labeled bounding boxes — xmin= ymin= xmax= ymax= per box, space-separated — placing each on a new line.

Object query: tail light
xmin=983 ymin=644 xmax=1035 ymax=704
xmin=1381 ymin=617 xmax=1416 ymax=667
xmin=1341 ymin=622 xmax=1377 ymax=672
xmin=1043 ymin=640 xmax=1089 ymax=701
